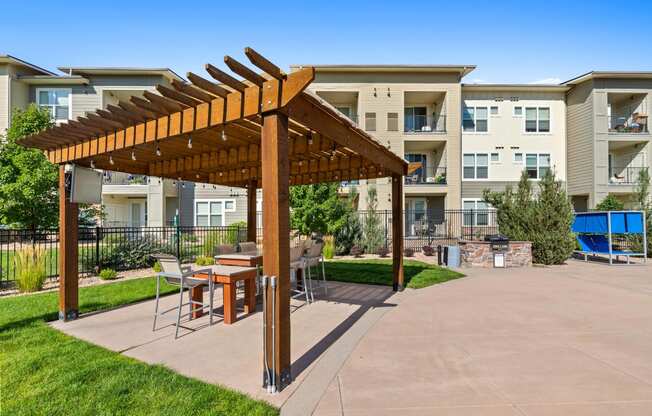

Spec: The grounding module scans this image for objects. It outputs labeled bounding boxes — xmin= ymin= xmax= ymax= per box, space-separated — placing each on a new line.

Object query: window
xmin=463 ymin=106 xmax=488 ymax=132
xmin=387 ymin=112 xmax=399 ymax=131
xmin=514 ymin=152 xmax=523 ymax=163
xmin=36 ymin=88 xmax=70 ymax=122
xmin=195 ymin=199 xmax=236 ymax=226
xmin=404 ymin=107 xmax=427 ymax=131
xmin=463 ymin=199 xmax=491 ymax=226
xmin=525 ymin=107 xmax=550 ymax=132
xmin=490 ymin=106 xmax=499 ymax=115
xmin=335 ymin=106 xmax=351 ymax=117
xmin=513 ymin=106 xmax=523 ymax=116
xmin=463 ymin=153 xmax=488 ymax=179
xmin=365 ymin=112 xmax=376 ymax=131
xmin=525 ymin=153 xmax=550 ymax=179
xmin=490 ymin=152 xmax=500 ymax=162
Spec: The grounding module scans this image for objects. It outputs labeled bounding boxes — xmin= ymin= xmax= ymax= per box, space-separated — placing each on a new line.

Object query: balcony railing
xmin=608 ymin=114 xmax=649 ymax=133
xmin=404 ymin=115 xmax=446 ymax=134
xmin=609 ymin=166 xmax=648 ymax=184
xmin=405 ymin=166 xmax=447 ymax=185
xmin=103 ymin=173 xmax=149 ymax=185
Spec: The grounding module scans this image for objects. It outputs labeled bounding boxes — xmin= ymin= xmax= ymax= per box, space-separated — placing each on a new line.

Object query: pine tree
xmin=363 ymin=185 xmax=384 ymax=254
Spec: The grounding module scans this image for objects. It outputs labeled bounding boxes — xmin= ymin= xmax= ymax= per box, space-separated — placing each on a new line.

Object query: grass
xmin=324 ymin=259 xmax=464 ymax=289
xmin=0 ymin=277 xmax=277 ymax=416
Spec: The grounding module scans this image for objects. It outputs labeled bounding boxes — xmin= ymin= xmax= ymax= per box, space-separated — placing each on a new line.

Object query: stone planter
xmin=458 ymin=240 xmax=532 ymax=268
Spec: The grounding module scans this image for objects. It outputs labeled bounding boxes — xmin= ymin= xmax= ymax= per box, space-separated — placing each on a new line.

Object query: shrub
xmin=484 ymin=170 xmax=575 ymax=265
xmin=101 ymin=236 xmax=158 ymax=270
xmin=404 ymin=247 xmax=415 ymax=257
xmin=323 ymin=236 xmax=335 ymax=259
xmin=99 ymin=268 xmax=118 ymax=280
xmin=14 ymin=246 xmax=47 ymax=292
xmin=350 ymin=245 xmax=363 ymax=258
xmin=422 ymin=245 xmax=435 ymax=256
xmin=153 ymin=261 xmax=162 ymax=273
xmin=227 ymin=221 xmax=248 ymax=245
xmin=363 ymin=186 xmax=385 ymax=254
xmin=376 ymin=246 xmax=389 ymax=257
xmin=596 ymin=195 xmax=625 ymax=211
xmin=195 ymin=256 xmax=214 ymax=266
xmin=334 ymin=213 xmax=362 ymax=255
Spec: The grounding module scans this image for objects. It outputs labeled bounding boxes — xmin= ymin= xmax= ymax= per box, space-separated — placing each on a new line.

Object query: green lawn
xmin=0 ymin=277 xmax=277 ymax=416
xmin=324 ymin=259 xmax=464 ymax=289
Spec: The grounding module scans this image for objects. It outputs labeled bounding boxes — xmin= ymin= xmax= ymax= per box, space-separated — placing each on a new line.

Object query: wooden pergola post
xmin=261 ymin=112 xmax=291 ymax=390
xmin=246 ymin=179 xmax=257 ymax=243
xmin=58 ymin=165 xmax=79 ymax=320
xmin=392 ymin=174 xmax=404 ymax=291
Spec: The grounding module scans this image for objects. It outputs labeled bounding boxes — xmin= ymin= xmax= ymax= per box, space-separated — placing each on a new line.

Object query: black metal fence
xmin=1 ymin=209 xmax=498 ymax=284
xmin=0 ymin=225 xmax=253 ymax=284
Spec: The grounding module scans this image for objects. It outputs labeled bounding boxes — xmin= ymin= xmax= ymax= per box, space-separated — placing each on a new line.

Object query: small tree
xmin=334 ymin=187 xmax=362 ymax=255
xmin=362 ymin=185 xmax=384 ymax=254
xmin=290 ymin=183 xmax=349 ymax=236
xmin=0 ymin=105 xmax=58 ymax=231
xmin=484 ymin=169 xmax=575 ymax=265
xmin=596 ymin=195 xmax=625 ymax=211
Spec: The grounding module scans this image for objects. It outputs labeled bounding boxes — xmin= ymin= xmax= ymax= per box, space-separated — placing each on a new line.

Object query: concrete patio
xmin=51 ymin=259 xmax=652 ymax=415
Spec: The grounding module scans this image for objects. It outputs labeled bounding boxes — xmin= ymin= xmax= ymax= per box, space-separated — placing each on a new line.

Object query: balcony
xmin=609 ymin=166 xmax=648 ymax=185
xmin=103 ymin=173 xmax=149 ymax=185
xmin=608 ymin=92 xmax=649 ymax=134
xmin=404 ymin=114 xmax=447 ymax=134
xmin=405 ymin=166 xmax=447 ymax=185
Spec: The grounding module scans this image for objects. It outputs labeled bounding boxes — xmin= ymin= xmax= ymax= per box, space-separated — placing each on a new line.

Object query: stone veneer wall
xmin=459 ymin=240 xmax=532 ymax=268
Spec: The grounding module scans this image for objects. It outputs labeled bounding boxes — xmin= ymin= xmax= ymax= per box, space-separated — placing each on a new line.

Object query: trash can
xmin=446 ymin=245 xmax=460 ymax=268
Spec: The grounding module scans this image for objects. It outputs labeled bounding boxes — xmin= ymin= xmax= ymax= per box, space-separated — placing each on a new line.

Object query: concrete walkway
xmin=312 ymin=260 xmax=652 ymax=415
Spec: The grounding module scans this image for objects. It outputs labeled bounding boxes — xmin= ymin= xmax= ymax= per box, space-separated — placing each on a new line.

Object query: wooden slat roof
xmin=19 ymin=48 xmax=407 ymax=187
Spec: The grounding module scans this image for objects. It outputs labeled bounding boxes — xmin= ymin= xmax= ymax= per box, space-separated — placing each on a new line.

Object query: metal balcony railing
xmin=404 ymin=114 xmax=446 ymax=133
xmin=103 ymin=174 xmax=149 ymax=185
xmin=609 ymin=166 xmax=648 ymax=184
xmin=608 ymin=114 xmax=649 ymax=133
xmin=404 ymin=166 xmax=447 ymax=185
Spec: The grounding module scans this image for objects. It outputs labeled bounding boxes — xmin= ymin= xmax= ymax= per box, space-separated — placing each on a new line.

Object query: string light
xmin=109 ymin=154 xmax=115 ymax=165
xmin=131 ymin=149 xmax=136 ymax=161
xmin=90 ymin=159 xmax=95 ymax=169
xmin=221 ymin=129 xmax=227 ymax=141
xmin=187 ymin=136 xmax=193 ymax=149
xmin=307 ymin=131 xmax=313 ymax=145
xmin=156 ymin=141 xmax=161 ymax=157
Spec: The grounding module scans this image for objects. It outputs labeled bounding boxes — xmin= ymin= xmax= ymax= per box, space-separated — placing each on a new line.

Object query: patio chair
xmin=238 ymin=241 xmax=258 ymax=253
xmin=213 ymin=244 xmax=236 ymax=256
xmin=152 ymin=254 xmax=216 ymax=339
xmin=302 ymin=240 xmax=326 ymax=301
xmin=289 ymin=242 xmax=312 ymax=304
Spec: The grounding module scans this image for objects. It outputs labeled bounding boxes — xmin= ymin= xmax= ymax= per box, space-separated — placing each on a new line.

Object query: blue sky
xmin=2 ymin=0 xmax=651 ymax=84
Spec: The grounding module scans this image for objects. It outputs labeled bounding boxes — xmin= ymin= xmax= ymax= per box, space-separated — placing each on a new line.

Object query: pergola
xmin=20 ymin=48 xmax=408 ymax=391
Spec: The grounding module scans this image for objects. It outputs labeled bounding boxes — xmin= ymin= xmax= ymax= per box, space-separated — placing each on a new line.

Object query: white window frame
xmin=490 ymin=152 xmax=501 ymax=163
xmin=490 ymin=106 xmax=499 ymax=115
xmin=463 ymin=153 xmax=489 ymax=180
xmin=513 ymin=106 xmax=523 ymax=116
xmin=36 ymin=87 xmax=72 ymax=123
xmin=462 ymin=198 xmax=493 ymax=227
xmin=193 ymin=199 xmax=236 ymax=226
xmin=524 ymin=153 xmax=551 ymax=180
xmin=462 ymin=106 xmax=489 ymax=133
xmin=513 ymin=152 xmax=524 ymax=163
xmin=524 ymin=106 xmax=551 ymax=133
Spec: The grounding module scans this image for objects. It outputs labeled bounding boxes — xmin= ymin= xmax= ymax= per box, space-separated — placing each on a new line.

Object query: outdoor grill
xmin=484 ymin=234 xmax=509 ymax=267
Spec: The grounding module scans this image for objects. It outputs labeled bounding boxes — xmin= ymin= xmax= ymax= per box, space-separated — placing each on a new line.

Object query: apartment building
xmin=1 ymin=55 xmax=252 ymax=228
xmin=565 ymin=72 xmax=652 ymax=210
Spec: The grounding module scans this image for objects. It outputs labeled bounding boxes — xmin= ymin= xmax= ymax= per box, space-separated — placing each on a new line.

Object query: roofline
xmin=56 ymin=66 xmax=185 ymax=81
xmin=0 ymin=55 xmax=56 ymax=76
xmin=562 ymin=71 xmax=652 ymax=85
xmin=462 ymin=83 xmax=570 ymax=92
xmin=16 ymin=75 xmax=90 ymax=85
xmin=291 ymin=64 xmax=476 ymax=77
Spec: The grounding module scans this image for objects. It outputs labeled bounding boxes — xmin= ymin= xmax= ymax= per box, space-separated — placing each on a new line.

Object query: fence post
xmin=176 ymin=225 xmax=181 ymax=259
xmin=95 ymin=226 xmax=101 ymax=272
xmin=384 ymin=210 xmax=389 ymax=249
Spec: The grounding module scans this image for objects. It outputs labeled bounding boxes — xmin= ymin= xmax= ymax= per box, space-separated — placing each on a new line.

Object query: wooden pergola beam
xmin=245 ymin=47 xmax=286 ymax=80
xmin=187 ymin=72 xmax=230 ymax=98
xmin=205 ymin=63 xmax=248 ymax=92
xmin=224 ymin=55 xmax=266 ymax=86
xmin=171 ymin=79 xmax=215 ymax=103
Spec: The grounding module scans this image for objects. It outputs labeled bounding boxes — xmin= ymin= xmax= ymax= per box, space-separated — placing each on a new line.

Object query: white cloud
xmin=529 ymin=77 xmax=562 ymax=85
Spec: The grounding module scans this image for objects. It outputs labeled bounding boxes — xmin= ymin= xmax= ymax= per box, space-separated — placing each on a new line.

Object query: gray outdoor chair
xmin=302 ymin=240 xmax=326 ymax=301
xmin=152 ymin=254 xmax=216 ymax=339
xmin=289 ymin=242 xmax=312 ymax=304
xmin=238 ymin=241 xmax=258 ymax=253
xmin=213 ymin=244 xmax=236 ymax=256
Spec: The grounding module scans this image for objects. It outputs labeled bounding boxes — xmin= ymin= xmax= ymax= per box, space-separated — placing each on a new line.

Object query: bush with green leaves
xmin=632 ymin=168 xmax=651 ymax=257
xmin=290 ymin=183 xmax=349 ymax=236
xmin=483 ymin=169 xmax=575 ymax=265
xmin=363 ymin=185 xmax=385 ymax=254
xmin=595 ymin=194 xmax=625 ymax=211
xmin=101 ymin=236 xmax=159 ymax=270
xmin=195 ymin=256 xmax=214 ymax=266
xmin=99 ymin=269 xmax=118 ymax=280
xmin=323 ymin=237 xmax=335 ymax=259
xmin=14 ymin=246 xmax=47 ymax=292
xmin=153 ymin=261 xmax=162 ymax=273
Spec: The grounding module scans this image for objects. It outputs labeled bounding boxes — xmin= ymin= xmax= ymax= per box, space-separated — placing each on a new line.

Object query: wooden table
xmin=191 ymin=264 xmax=258 ymax=324
xmin=214 ymin=252 xmax=263 ymax=268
